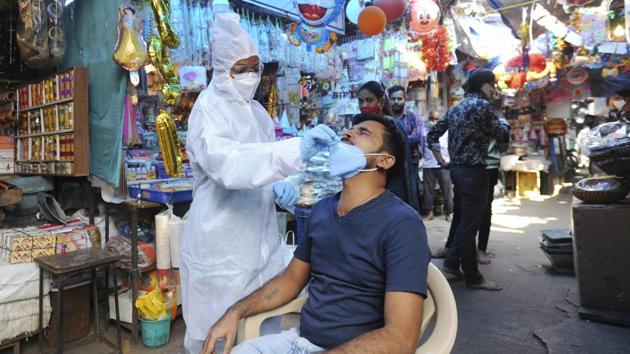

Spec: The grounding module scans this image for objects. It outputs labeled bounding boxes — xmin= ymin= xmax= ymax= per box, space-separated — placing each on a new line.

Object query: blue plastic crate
xmin=128 ymin=180 xmax=193 ymax=204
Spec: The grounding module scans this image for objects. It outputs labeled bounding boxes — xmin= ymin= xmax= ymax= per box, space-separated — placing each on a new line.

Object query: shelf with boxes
xmin=14 ymin=67 xmax=88 ymax=176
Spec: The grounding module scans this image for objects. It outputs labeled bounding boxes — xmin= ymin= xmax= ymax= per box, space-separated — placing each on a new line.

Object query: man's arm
xmin=326 ymin=291 xmax=424 ymax=354
xmin=202 ymin=258 xmax=311 ymax=354
xmin=427 ymin=115 xmax=449 ymax=168
xmin=481 ymin=103 xmax=510 ymax=143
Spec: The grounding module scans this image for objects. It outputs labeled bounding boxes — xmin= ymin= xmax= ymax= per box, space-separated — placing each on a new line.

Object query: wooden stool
xmin=34 ymin=248 xmax=122 ymax=354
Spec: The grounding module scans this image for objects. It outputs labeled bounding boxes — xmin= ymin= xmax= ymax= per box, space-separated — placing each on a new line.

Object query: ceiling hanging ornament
xmin=287 ymin=0 xmax=344 ymax=53
xmin=113 ymin=4 xmax=150 ymax=82
xmin=409 ymin=0 xmax=441 ymax=38
xmin=420 ymin=26 xmax=450 ymax=72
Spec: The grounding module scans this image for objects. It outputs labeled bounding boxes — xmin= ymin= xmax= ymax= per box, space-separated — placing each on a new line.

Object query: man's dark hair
xmin=358 ymin=81 xmax=393 ymax=116
xmin=616 ymin=88 xmax=630 ymax=98
xmin=351 ymin=113 xmax=404 ymax=182
xmin=462 ymin=69 xmax=496 ymax=95
xmin=388 ymin=85 xmax=406 ymax=97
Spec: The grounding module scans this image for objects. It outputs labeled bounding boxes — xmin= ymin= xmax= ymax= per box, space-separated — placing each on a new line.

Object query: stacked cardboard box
xmin=0 ymin=221 xmax=100 ymax=264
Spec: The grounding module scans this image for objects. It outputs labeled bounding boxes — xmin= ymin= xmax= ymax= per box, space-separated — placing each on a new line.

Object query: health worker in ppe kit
xmin=181 ymin=1 xmax=338 ymax=353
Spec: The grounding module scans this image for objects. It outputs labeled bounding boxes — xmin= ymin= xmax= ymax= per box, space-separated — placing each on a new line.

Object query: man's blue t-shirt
xmin=294 ymin=191 xmax=431 ymax=349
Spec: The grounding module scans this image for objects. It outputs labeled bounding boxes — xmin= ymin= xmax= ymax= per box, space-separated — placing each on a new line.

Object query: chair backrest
xmin=238 ymin=263 xmax=458 ymax=354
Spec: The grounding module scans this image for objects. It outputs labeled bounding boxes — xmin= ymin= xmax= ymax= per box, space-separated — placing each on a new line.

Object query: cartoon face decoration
xmin=410 ymin=0 xmax=441 ymax=34
xmin=295 ymin=0 xmax=343 ymax=27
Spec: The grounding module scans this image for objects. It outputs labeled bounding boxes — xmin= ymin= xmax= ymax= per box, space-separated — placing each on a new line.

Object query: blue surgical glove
xmin=273 ymin=181 xmax=298 ymax=210
xmin=301 ymin=125 xmax=339 ymax=162
xmin=212 ymin=0 xmax=231 ymax=13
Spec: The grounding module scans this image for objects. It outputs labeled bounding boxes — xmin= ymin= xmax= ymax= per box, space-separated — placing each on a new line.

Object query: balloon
xmin=358 ymin=6 xmax=387 ymax=36
xmin=410 ymin=0 xmax=441 ymax=34
xmin=346 ymin=0 xmax=364 ymax=25
xmin=374 ymin=0 xmax=406 ymax=21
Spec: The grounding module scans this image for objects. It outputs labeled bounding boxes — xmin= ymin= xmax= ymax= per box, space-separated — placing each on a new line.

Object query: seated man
xmin=202 ymin=113 xmax=431 ymax=354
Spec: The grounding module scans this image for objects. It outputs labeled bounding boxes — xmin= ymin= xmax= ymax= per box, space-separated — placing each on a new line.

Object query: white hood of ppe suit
xmin=181 ymin=12 xmax=304 ymax=341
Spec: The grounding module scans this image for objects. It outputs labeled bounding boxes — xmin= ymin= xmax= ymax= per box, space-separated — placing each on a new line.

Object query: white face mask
xmin=232 ymin=72 xmax=260 ymax=102
xmin=612 ymin=99 xmax=626 ymax=110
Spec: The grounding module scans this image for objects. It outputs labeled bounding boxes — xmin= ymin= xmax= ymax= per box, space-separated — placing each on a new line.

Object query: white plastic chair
xmin=237 ymin=263 xmax=458 ymax=354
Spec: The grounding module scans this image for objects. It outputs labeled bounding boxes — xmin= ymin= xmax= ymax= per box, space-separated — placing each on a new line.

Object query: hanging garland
xmin=420 ymin=26 xmax=450 ymax=72
xmin=267 ymin=82 xmax=278 ymax=119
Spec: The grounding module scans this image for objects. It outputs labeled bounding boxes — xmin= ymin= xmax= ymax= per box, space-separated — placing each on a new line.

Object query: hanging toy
xmin=149 ymin=0 xmax=180 ymax=49
xmin=287 ymin=0 xmax=344 ymax=53
xmin=113 ymin=5 xmax=150 ymax=72
xmin=148 ymin=35 xmax=182 ymax=106
xmin=420 ymin=26 xmax=450 ymax=72
xmin=156 ymin=110 xmax=183 ymax=178
xmin=409 ymin=0 xmax=441 ymax=36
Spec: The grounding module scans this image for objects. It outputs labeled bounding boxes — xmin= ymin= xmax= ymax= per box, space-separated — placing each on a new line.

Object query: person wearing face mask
xmin=427 ymin=69 xmax=510 ymax=291
xmin=182 ymin=1 xmax=338 ymax=353
xmin=610 ymin=89 xmax=630 ymax=123
xmin=421 ymin=110 xmax=453 ymax=222
xmin=357 ymin=81 xmax=420 ymax=212
xmin=202 ymin=113 xmax=430 ymax=354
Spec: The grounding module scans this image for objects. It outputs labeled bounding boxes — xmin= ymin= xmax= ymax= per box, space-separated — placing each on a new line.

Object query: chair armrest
xmin=237 ymin=297 xmax=307 ymax=343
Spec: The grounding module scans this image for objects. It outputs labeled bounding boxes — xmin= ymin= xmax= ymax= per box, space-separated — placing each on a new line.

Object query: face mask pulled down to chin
xmin=360 ymin=106 xmax=381 ymax=114
xmin=391 ymin=103 xmax=404 ymax=115
xmin=231 ymin=72 xmax=260 ymax=102
xmin=329 ymin=142 xmax=388 ymax=179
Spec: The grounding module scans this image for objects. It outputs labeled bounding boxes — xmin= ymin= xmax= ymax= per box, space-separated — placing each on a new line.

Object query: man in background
xmin=389 ymin=85 xmax=424 ymax=214
xmin=421 ymin=110 xmax=453 ymax=222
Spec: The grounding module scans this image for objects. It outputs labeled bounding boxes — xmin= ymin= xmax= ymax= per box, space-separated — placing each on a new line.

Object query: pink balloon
xmin=374 ymin=0 xmax=406 ymax=21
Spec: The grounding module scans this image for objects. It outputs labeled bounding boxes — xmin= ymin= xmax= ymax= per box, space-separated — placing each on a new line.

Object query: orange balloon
xmin=358 ymin=6 xmax=387 ymax=36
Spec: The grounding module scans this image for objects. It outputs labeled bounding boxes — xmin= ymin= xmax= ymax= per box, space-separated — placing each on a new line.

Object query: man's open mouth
xmin=298 ymin=4 xmax=328 ymax=22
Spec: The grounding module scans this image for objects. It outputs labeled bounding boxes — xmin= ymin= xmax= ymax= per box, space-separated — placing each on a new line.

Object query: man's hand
xmin=438 ymin=159 xmax=450 ymax=169
xmin=202 ymin=310 xmax=241 ymax=354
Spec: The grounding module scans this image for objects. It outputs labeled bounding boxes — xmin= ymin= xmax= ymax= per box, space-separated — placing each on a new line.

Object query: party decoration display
xmin=287 ymin=0 xmax=344 ymax=53
xmin=410 ymin=0 xmax=441 ymax=35
xmin=156 ymin=109 xmax=183 ymax=178
xmin=494 ymin=53 xmax=552 ymax=90
xmin=113 ymin=5 xmax=150 ymax=71
xmin=288 ymin=23 xmax=338 ymax=53
xmin=47 ymin=0 xmax=66 ymax=66
xmin=148 ymin=35 xmax=182 ymax=106
xmin=358 ymin=6 xmax=387 ymax=36
xmin=149 ymin=0 xmax=180 ymax=49
xmin=374 ymin=0 xmax=406 ymax=21
xmin=420 ymin=26 xmax=451 ymax=72
xmin=345 ymin=0 xmax=364 ymax=25
xmin=19 ymin=0 xmax=49 ymax=65
xmin=626 ymin=0 xmax=630 ymax=43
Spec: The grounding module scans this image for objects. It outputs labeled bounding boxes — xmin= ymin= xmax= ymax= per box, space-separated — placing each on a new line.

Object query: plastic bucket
xmin=294 ymin=206 xmax=312 ymax=244
xmin=139 ymin=312 xmax=171 ymax=348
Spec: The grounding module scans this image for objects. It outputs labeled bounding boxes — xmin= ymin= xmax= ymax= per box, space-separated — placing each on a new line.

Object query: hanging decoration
xmin=409 ymin=0 xmax=441 ymax=35
xmin=113 ymin=5 xmax=150 ymax=72
xmin=358 ymin=5 xmax=387 ymax=36
xmin=268 ymin=82 xmax=278 ymax=118
xmin=148 ymin=36 xmax=182 ymax=106
xmin=420 ymin=26 xmax=450 ymax=72
xmin=346 ymin=0 xmax=364 ymax=25
xmin=17 ymin=0 xmax=67 ymax=68
xmin=149 ymin=0 xmax=180 ymax=49
xmin=156 ymin=109 xmax=183 ymax=177
xmin=625 ymin=0 xmax=630 ymax=43
xmin=287 ymin=0 xmax=344 ymax=53
xmin=374 ymin=0 xmax=406 ymax=21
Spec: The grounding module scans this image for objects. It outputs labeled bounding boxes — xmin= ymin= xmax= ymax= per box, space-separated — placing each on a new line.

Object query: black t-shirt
xmin=294 ymin=191 xmax=431 ymax=349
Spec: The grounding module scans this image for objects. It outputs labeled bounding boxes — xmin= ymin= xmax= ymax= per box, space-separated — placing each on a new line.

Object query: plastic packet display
xmin=583 ymin=122 xmax=630 ymax=157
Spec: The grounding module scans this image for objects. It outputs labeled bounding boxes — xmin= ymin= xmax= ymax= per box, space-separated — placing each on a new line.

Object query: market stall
xmin=1 ymin=0 xmax=629 ymax=349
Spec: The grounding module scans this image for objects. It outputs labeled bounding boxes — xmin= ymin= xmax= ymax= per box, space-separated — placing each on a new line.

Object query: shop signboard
xmin=242 ymin=0 xmax=345 ymax=34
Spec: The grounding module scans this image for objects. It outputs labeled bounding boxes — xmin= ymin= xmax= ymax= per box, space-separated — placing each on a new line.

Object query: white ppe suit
xmin=180 ymin=10 xmax=304 ymax=348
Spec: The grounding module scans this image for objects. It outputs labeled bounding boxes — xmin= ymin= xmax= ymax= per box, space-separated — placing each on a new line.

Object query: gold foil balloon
xmin=156 ymin=110 xmax=182 ymax=177
xmin=148 ymin=35 xmax=182 ymax=105
xmin=149 ymin=0 xmax=180 ymax=49
xmin=113 ymin=5 xmax=150 ymax=71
